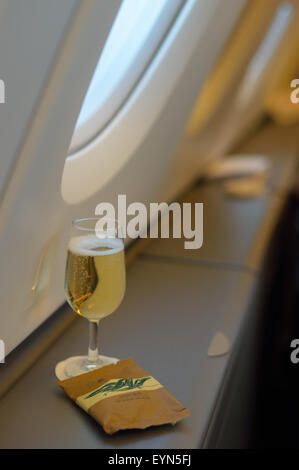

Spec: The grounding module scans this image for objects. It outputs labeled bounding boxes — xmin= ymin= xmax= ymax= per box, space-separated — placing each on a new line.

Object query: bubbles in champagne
xmin=68 ymin=234 xmax=124 ymax=257
xmin=65 ymin=235 xmax=125 ymax=321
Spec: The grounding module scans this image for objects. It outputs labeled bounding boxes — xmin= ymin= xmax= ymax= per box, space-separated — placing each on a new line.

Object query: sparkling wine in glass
xmin=56 ymin=218 xmax=125 ymax=379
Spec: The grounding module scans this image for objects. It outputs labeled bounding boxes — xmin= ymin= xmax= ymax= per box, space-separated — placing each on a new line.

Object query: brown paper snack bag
xmin=58 ymin=358 xmax=190 ymax=435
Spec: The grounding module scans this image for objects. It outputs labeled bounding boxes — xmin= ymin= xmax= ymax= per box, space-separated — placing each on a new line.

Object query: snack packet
xmin=58 ymin=358 xmax=190 ymax=435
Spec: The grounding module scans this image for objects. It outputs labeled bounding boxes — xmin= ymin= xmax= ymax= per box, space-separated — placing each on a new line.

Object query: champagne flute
xmin=56 ymin=218 xmax=125 ymax=379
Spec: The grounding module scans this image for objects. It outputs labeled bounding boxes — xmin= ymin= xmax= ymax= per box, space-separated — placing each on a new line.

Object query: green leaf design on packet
xmin=85 ymin=377 xmax=151 ymax=399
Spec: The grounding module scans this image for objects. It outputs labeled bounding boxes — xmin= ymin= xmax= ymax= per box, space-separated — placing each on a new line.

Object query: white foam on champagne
xmin=68 ymin=235 xmax=124 ymax=257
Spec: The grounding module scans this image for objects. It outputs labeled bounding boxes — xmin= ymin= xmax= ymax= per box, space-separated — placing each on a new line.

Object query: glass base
xmin=55 ymin=355 xmax=119 ymax=381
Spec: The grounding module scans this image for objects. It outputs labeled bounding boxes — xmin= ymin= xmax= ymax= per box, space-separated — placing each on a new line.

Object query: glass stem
xmin=88 ymin=320 xmax=100 ymax=366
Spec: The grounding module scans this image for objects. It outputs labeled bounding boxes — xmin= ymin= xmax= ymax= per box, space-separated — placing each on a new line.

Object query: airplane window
xmin=69 ymin=0 xmax=184 ymax=154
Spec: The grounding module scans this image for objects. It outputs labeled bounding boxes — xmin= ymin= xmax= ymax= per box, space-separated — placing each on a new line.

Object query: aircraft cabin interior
xmin=0 ymin=0 xmax=299 ymax=451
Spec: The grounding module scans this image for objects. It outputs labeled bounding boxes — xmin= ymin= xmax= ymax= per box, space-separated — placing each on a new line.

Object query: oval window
xmin=69 ymin=0 xmax=184 ymax=154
